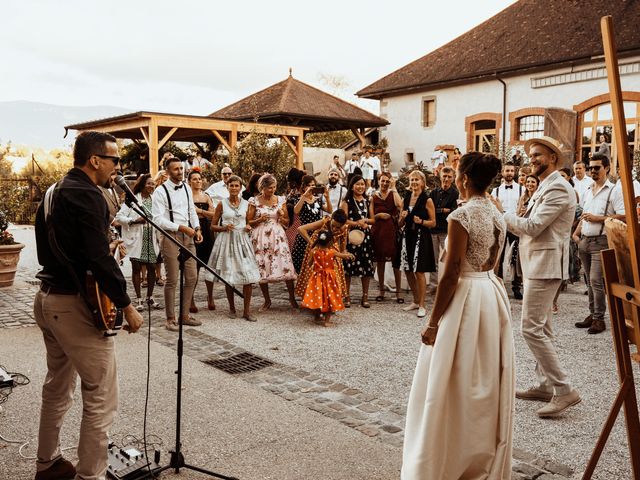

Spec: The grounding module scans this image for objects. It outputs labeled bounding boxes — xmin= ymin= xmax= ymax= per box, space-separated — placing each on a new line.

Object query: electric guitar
xmin=85 ymin=226 xmax=124 ymax=336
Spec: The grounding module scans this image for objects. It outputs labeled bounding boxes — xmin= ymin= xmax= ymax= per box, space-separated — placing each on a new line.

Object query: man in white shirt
xmin=344 ymin=152 xmax=361 ymax=177
xmin=183 ymin=152 xmax=213 ymax=175
xmin=491 ymin=161 xmax=523 ymax=299
xmin=612 ymin=165 xmax=640 ymax=203
xmin=152 ymin=157 xmax=203 ymax=331
xmin=326 ymin=168 xmax=347 ymax=214
xmin=369 ymin=153 xmax=381 ymax=188
xmin=329 ymin=155 xmax=347 ymax=185
xmin=360 ymin=150 xmax=376 ymax=188
xmin=205 ymin=165 xmax=243 ymax=208
xmin=572 ymin=154 xmax=625 ymax=334
xmin=572 ymin=160 xmax=594 ymax=207
xmin=430 ymin=146 xmax=447 ymax=175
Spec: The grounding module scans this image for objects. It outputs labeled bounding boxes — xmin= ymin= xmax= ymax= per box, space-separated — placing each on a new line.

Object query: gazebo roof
xmin=210 ymin=74 xmax=388 ymax=132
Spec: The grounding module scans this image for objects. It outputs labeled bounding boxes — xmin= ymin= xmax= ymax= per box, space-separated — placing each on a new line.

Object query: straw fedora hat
xmin=524 ymin=136 xmax=564 ymax=161
xmin=348 ymin=229 xmax=365 ymax=246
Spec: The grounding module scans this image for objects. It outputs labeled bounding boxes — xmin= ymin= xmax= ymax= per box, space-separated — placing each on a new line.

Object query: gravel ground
xmin=9 ymin=225 xmax=640 ymax=478
xmin=195 ymin=279 xmax=640 ymax=479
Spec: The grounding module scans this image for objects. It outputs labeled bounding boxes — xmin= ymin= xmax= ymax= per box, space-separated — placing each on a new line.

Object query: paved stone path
xmin=2 ymin=253 xmax=573 ymax=479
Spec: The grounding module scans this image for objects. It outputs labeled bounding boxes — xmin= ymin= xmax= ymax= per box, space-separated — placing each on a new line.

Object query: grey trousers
xmin=430 ymin=233 xmax=447 ymax=285
xmin=34 ymin=290 xmax=118 ymax=480
xmin=521 ymin=278 xmax=572 ymax=395
xmin=161 ymin=231 xmax=197 ymax=320
xmin=578 ymin=234 xmax=609 ymax=322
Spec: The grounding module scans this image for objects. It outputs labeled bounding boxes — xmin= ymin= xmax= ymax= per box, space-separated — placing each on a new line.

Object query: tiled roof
xmin=357 ymin=0 xmax=640 ymax=99
xmin=210 ymin=75 xmax=388 ymax=132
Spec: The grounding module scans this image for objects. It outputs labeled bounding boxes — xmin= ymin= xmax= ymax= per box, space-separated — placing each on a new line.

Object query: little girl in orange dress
xmin=301 ymin=230 xmax=355 ymax=326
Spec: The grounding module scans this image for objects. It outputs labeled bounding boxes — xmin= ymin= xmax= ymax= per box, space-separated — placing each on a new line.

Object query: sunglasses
xmin=587 ymin=165 xmax=603 ymax=171
xmin=95 ymin=154 xmax=120 ymax=164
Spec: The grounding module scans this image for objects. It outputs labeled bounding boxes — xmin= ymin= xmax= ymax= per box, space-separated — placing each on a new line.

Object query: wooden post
xmin=583 ymin=15 xmax=640 ymax=480
xmin=296 ymin=134 xmax=303 ymax=170
xmin=148 ymin=118 xmax=159 ymax=178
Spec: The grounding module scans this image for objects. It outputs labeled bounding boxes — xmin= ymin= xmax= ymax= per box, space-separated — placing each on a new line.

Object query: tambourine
xmin=348 ymin=229 xmax=365 ymax=246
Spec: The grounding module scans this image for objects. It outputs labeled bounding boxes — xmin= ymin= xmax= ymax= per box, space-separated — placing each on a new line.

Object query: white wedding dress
xmin=402 ymin=196 xmax=515 ymax=480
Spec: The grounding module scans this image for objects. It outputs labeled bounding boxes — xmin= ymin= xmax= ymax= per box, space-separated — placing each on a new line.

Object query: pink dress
xmin=249 ymin=196 xmax=297 ymax=284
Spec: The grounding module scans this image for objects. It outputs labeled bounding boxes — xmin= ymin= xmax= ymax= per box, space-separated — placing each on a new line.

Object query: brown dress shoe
xmin=588 ymin=319 xmax=606 ymax=334
xmin=516 ymin=386 xmax=553 ymax=402
xmin=575 ymin=314 xmax=592 ymax=328
xmin=35 ymin=457 xmax=76 ymax=480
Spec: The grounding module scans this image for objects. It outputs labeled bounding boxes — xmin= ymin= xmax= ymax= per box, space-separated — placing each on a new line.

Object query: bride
xmin=402 ymin=152 xmax=515 ymax=479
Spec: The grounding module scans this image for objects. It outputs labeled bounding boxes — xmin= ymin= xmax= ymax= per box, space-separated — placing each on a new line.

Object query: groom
xmin=501 ymin=136 xmax=581 ymax=418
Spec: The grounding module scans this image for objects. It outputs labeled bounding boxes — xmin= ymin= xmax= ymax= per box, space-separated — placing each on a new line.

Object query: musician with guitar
xmin=33 ymin=131 xmax=143 ymax=480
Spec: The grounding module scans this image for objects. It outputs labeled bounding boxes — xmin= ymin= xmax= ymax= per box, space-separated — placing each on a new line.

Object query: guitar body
xmin=85 ymin=273 xmax=123 ymax=336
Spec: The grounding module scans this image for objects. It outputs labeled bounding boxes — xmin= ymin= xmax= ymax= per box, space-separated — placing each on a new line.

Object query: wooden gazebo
xmin=65 ymin=111 xmax=308 ymax=176
xmin=210 ymin=72 xmax=389 ymax=146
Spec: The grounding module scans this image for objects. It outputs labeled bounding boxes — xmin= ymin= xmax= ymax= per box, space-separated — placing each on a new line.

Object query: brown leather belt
xmin=40 ymin=284 xmax=77 ymax=295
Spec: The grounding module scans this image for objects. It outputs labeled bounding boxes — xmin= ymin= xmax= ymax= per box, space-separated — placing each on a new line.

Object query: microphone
xmin=114 ymin=175 xmax=140 ymax=207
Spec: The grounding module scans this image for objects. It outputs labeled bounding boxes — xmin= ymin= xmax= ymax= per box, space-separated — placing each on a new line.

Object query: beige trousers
xmin=160 ymin=231 xmax=197 ymax=320
xmin=521 ymin=278 xmax=572 ymax=395
xmin=34 ymin=289 xmax=118 ymax=480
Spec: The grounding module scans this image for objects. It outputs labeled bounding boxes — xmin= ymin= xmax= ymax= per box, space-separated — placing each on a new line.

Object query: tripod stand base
xmin=155 ymin=449 xmax=239 ymax=480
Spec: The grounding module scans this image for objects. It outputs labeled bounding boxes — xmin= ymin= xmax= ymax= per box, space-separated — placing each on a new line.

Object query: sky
xmin=1 ymin=0 xmax=516 ymax=115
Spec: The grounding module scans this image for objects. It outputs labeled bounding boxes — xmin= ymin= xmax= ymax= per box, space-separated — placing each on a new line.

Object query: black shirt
xmin=35 ymin=168 xmax=130 ymax=308
xmin=429 ymin=186 xmax=459 ymax=234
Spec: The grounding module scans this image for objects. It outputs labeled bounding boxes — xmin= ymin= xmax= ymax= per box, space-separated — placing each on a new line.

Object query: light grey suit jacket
xmin=504 ymin=170 xmax=576 ymax=280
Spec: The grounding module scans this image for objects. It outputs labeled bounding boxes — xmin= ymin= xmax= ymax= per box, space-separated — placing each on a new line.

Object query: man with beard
xmin=572 ymin=160 xmax=593 ymax=207
xmin=499 ymin=136 xmax=581 ymax=418
xmin=152 ymin=156 xmax=203 ymax=331
xmin=572 ymin=154 xmax=625 ymax=334
xmin=491 ymin=161 xmax=523 ymax=299
xmin=33 ymin=131 xmax=143 ymax=480
xmin=326 ymin=167 xmax=348 ymax=214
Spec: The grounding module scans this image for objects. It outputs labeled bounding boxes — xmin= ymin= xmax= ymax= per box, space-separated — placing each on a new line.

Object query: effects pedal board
xmin=107 ymin=445 xmax=161 ymax=480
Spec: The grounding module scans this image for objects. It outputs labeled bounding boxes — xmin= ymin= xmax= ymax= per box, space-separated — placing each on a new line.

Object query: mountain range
xmin=0 ymin=101 xmax=132 ymax=149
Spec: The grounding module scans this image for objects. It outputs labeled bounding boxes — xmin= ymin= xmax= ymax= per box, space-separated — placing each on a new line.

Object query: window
xmin=579 ymin=101 xmax=640 ymax=163
xmin=517 ymin=115 xmax=544 ymax=141
xmin=422 ymin=97 xmax=436 ymax=128
xmin=406 ymin=152 xmax=415 ymax=164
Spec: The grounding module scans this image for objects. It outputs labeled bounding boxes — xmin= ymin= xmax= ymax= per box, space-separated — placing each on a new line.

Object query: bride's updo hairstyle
xmin=458 ymin=152 xmax=502 ymax=192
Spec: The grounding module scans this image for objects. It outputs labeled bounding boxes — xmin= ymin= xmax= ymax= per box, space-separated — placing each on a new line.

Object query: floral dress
xmin=344 ymin=197 xmax=375 ymax=277
xmin=301 ymin=248 xmax=345 ymax=313
xmin=249 ymin=196 xmax=297 ymax=283
xmin=291 ymin=198 xmax=324 ymax=273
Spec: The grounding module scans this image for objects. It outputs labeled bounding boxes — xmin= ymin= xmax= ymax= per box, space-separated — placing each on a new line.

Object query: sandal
xmin=156 ymin=278 xmax=165 ymax=286
xmin=360 ymin=296 xmax=371 ymax=308
xmin=344 ymin=297 xmax=351 ymax=308
xmin=375 ymin=295 xmax=385 ymax=302
xmin=396 ymin=297 xmax=405 ymax=304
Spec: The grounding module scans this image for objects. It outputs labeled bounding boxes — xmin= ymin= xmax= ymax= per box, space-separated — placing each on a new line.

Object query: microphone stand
xmin=123 ymin=194 xmax=240 ymax=480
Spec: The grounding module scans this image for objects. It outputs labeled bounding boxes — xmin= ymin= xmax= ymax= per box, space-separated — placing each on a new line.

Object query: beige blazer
xmin=504 ymin=170 xmax=576 ymax=280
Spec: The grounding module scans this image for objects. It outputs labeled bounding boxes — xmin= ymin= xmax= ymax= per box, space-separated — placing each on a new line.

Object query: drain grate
xmin=205 ymin=352 xmax=273 ymax=374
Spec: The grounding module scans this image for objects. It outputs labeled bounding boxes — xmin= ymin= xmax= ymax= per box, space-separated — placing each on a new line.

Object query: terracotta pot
xmin=0 ymin=243 xmax=25 ymax=287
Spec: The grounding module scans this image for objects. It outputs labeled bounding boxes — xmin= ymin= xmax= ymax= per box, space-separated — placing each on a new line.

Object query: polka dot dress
xmin=345 ymin=197 xmax=374 ymax=277
xmin=301 ymin=248 xmax=344 ymax=313
xmin=291 ymin=200 xmax=324 ymax=273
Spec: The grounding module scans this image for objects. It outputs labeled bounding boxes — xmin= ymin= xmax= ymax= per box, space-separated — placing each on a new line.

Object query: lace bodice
xmin=447 ymin=196 xmax=506 ymax=272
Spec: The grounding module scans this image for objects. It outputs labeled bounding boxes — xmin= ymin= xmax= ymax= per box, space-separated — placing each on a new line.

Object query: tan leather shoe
xmin=516 ymin=386 xmax=553 ymax=402
xmin=165 ymin=320 xmax=179 ymax=332
xmin=181 ymin=316 xmax=202 ymax=326
xmin=537 ymin=389 xmax=581 ymax=418
xmin=35 ymin=458 xmax=76 ymax=480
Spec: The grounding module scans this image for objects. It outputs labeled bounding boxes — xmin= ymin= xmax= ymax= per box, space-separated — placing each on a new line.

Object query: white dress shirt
xmin=491 ymin=182 xmax=523 ymax=215
xmin=344 ymin=159 xmax=362 ymax=175
xmin=327 ymin=183 xmax=348 ymax=214
xmin=581 ymin=180 xmax=624 ymax=237
xmin=152 ymin=180 xmax=200 ymax=232
xmin=612 ymin=178 xmax=640 ymax=199
xmin=572 ymin=175 xmax=594 ymax=207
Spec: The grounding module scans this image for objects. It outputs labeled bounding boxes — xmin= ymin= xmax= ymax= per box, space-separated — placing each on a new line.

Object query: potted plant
xmin=0 ymin=210 xmax=25 ymax=287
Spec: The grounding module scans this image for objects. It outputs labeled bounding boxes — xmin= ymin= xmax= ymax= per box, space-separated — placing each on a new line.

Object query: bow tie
xmin=174 ymin=183 xmax=184 ymax=191
xmin=329 ymin=185 xmax=337 ymax=189
xmin=504 ymin=185 xmax=513 ymax=190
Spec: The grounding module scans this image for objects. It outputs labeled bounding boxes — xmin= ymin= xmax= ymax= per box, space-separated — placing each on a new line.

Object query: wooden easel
xmin=582 ymin=16 xmax=640 ymax=480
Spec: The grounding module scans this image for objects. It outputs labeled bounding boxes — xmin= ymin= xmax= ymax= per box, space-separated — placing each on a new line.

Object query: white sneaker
xmin=135 ymin=298 xmax=144 ymax=311
xmin=417 ymin=307 xmax=426 ymax=318
xmin=148 ymin=297 xmax=163 ymax=310
xmin=402 ymin=303 xmax=419 ymax=312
